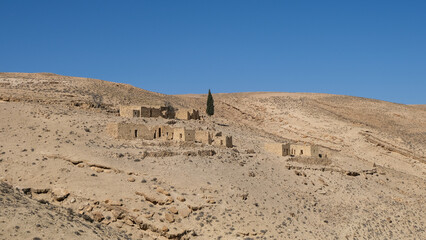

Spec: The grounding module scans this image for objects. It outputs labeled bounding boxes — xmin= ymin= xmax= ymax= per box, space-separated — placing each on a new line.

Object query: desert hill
xmin=0 ymin=72 xmax=195 ymax=110
xmin=0 ymin=73 xmax=425 ymax=239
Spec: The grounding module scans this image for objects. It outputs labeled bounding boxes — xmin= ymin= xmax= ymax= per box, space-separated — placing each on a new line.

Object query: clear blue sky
xmin=1 ymin=1 xmax=425 ymax=104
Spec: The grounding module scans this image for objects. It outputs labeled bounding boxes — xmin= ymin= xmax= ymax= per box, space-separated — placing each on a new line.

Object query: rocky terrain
xmin=0 ymin=182 xmax=131 ymax=240
xmin=0 ymin=73 xmax=425 ymax=239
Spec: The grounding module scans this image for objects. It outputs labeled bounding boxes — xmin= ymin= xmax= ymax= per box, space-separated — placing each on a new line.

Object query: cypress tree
xmin=206 ymin=89 xmax=214 ymax=116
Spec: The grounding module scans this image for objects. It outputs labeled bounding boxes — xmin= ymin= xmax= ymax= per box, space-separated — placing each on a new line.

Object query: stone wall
xmin=175 ymin=110 xmax=190 ymax=120
xmin=173 ymin=128 xmax=195 ymax=142
xmin=106 ymin=122 xmax=154 ymax=140
xmin=289 ymin=144 xmax=312 ymax=157
xmin=264 ymin=143 xmax=286 ymax=156
xmin=121 ymin=105 xmax=175 ymax=119
xmin=214 ymin=136 xmax=233 ymax=148
xmin=195 ymin=131 xmax=212 ymax=144
xmin=311 ymin=146 xmax=330 ymax=158
xmin=159 ymin=125 xmax=174 ymax=140
xmin=119 ymin=106 xmax=141 ymax=118
xmin=175 ymin=109 xmax=200 ymax=120
xmin=265 ymin=143 xmax=330 ymax=158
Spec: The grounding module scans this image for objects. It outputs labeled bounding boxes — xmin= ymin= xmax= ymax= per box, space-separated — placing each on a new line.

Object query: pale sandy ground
xmin=0 ymin=73 xmax=425 ymax=240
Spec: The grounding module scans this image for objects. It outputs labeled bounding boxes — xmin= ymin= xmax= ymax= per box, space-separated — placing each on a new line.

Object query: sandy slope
xmin=0 ymin=182 xmax=131 ymax=240
xmin=0 ymin=73 xmax=425 ymax=239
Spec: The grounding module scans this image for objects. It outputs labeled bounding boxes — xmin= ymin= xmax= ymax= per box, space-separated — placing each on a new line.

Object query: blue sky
xmin=0 ymin=1 xmax=425 ymax=104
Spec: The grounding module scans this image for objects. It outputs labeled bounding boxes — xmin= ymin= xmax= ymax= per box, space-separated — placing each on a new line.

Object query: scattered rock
xmin=165 ymin=196 xmax=174 ymax=205
xmin=136 ymin=191 xmax=165 ymax=205
xmin=246 ymin=149 xmax=256 ymax=154
xmin=112 ymin=209 xmax=125 ymax=220
xmin=165 ymin=212 xmax=175 ymax=223
xmin=176 ymin=195 xmax=186 ymax=202
xmin=157 ymin=187 xmax=170 ymax=196
xmin=92 ymin=211 xmax=105 ymax=222
xmin=81 ymin=214 xmax=94 ymax=223
xmin=169 ymin=207 xmax=178 ymax=214
xmin=134 ymin=215 xmax=146 ymax=225
xmin=104 ymin=199 xmax=122 ymax=206
xmin=178 ymin=206 xmax=192 ymax=218
xmin=161 ymin=225 xmax=169 ymax=233
xmin=188 ymin=205 xmax=203 ymax=211
xmin=51 ymin=188 xmax=70 ymax=201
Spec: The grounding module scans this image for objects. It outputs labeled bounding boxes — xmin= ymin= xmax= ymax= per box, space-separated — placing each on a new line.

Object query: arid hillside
xmin=0 ymin=73 xmax=425 ymax=240
xmin=0 ymin=72 xmax=195 ymax=110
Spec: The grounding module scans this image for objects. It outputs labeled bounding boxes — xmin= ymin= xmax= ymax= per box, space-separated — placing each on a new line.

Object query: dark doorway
xmin=134 ymin=130 xmax=138 ymax=138
xmin=133 ymin=110 xmax=139 ymax=117
xmin=158 ymin=128 xmax=162 ymax=138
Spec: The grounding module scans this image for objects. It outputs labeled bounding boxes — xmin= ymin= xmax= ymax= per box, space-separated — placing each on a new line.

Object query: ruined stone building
xmin=264 ymin=143 xmax=287 ymax=156
xmin=119 ymin=106 xmax=142 ymax=118
xmin=195 ymin=130 xmax=212 ymax=144
xmin=287 ymin=144 xmax=313 ymax=157
xmin=119 ymin=105 xmax=175 ymax=119
xmin=175 ymin=108 xmax=201 ymax=120
xmin=173 ymin=128 xmax=195 ymax=142
xmin=264 ymin=143 xmax=329 ymax=158
xmin=214 ymin=136 xmax=233 ymax=148
xmin=157 ymin=125 xmax=174 ymax=140
xmin=106 ymin=122 xmax=233 ymax=148
xmin=106 ymin=122 xmax=154 ymax=140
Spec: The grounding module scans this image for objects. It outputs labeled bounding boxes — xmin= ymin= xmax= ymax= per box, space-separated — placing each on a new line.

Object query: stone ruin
xmin=175 ymin=108 xmax=200 ymax=120
xmin=119 ymin=105 xmax=175 ymax=119
xmin=264 ymin=143 xmax=330 ymax=158
xmin=106 ymin=122 xmax=232 ymax=148
xmin=119 ymin=105 xmax=200 ymax=120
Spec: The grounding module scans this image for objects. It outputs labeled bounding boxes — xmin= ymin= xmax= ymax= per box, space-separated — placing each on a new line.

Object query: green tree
xmin=206 ymin=89 xmax=214 ymax=116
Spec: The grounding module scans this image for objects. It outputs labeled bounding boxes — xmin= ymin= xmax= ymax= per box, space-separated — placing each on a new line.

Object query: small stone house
xmin=264 ymin=143 xmax=329 ymax=158
xmin=141 ymin=106 xmax=162 ymax=118
xmin=286 ymin=144 xmax=312 ymax=157
xmin=119 ymin=106 xmax=142 ymax=118
xmin=214 ymin=136 xmax=233 ymax=148
xmin=195 ymin=130 xmax=212 ymax=144
xmin=173 ymin=128 xmax=195 ymax=142
xmin=156 ymin=125 xmax=174 ymax=140
xmin=264 ymin=143 xmax=287 ymax=156
xmin=175 ymin=108 xmax=200 ymax=120
xmin=106 ymin=122 xmax=154 ymax=140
